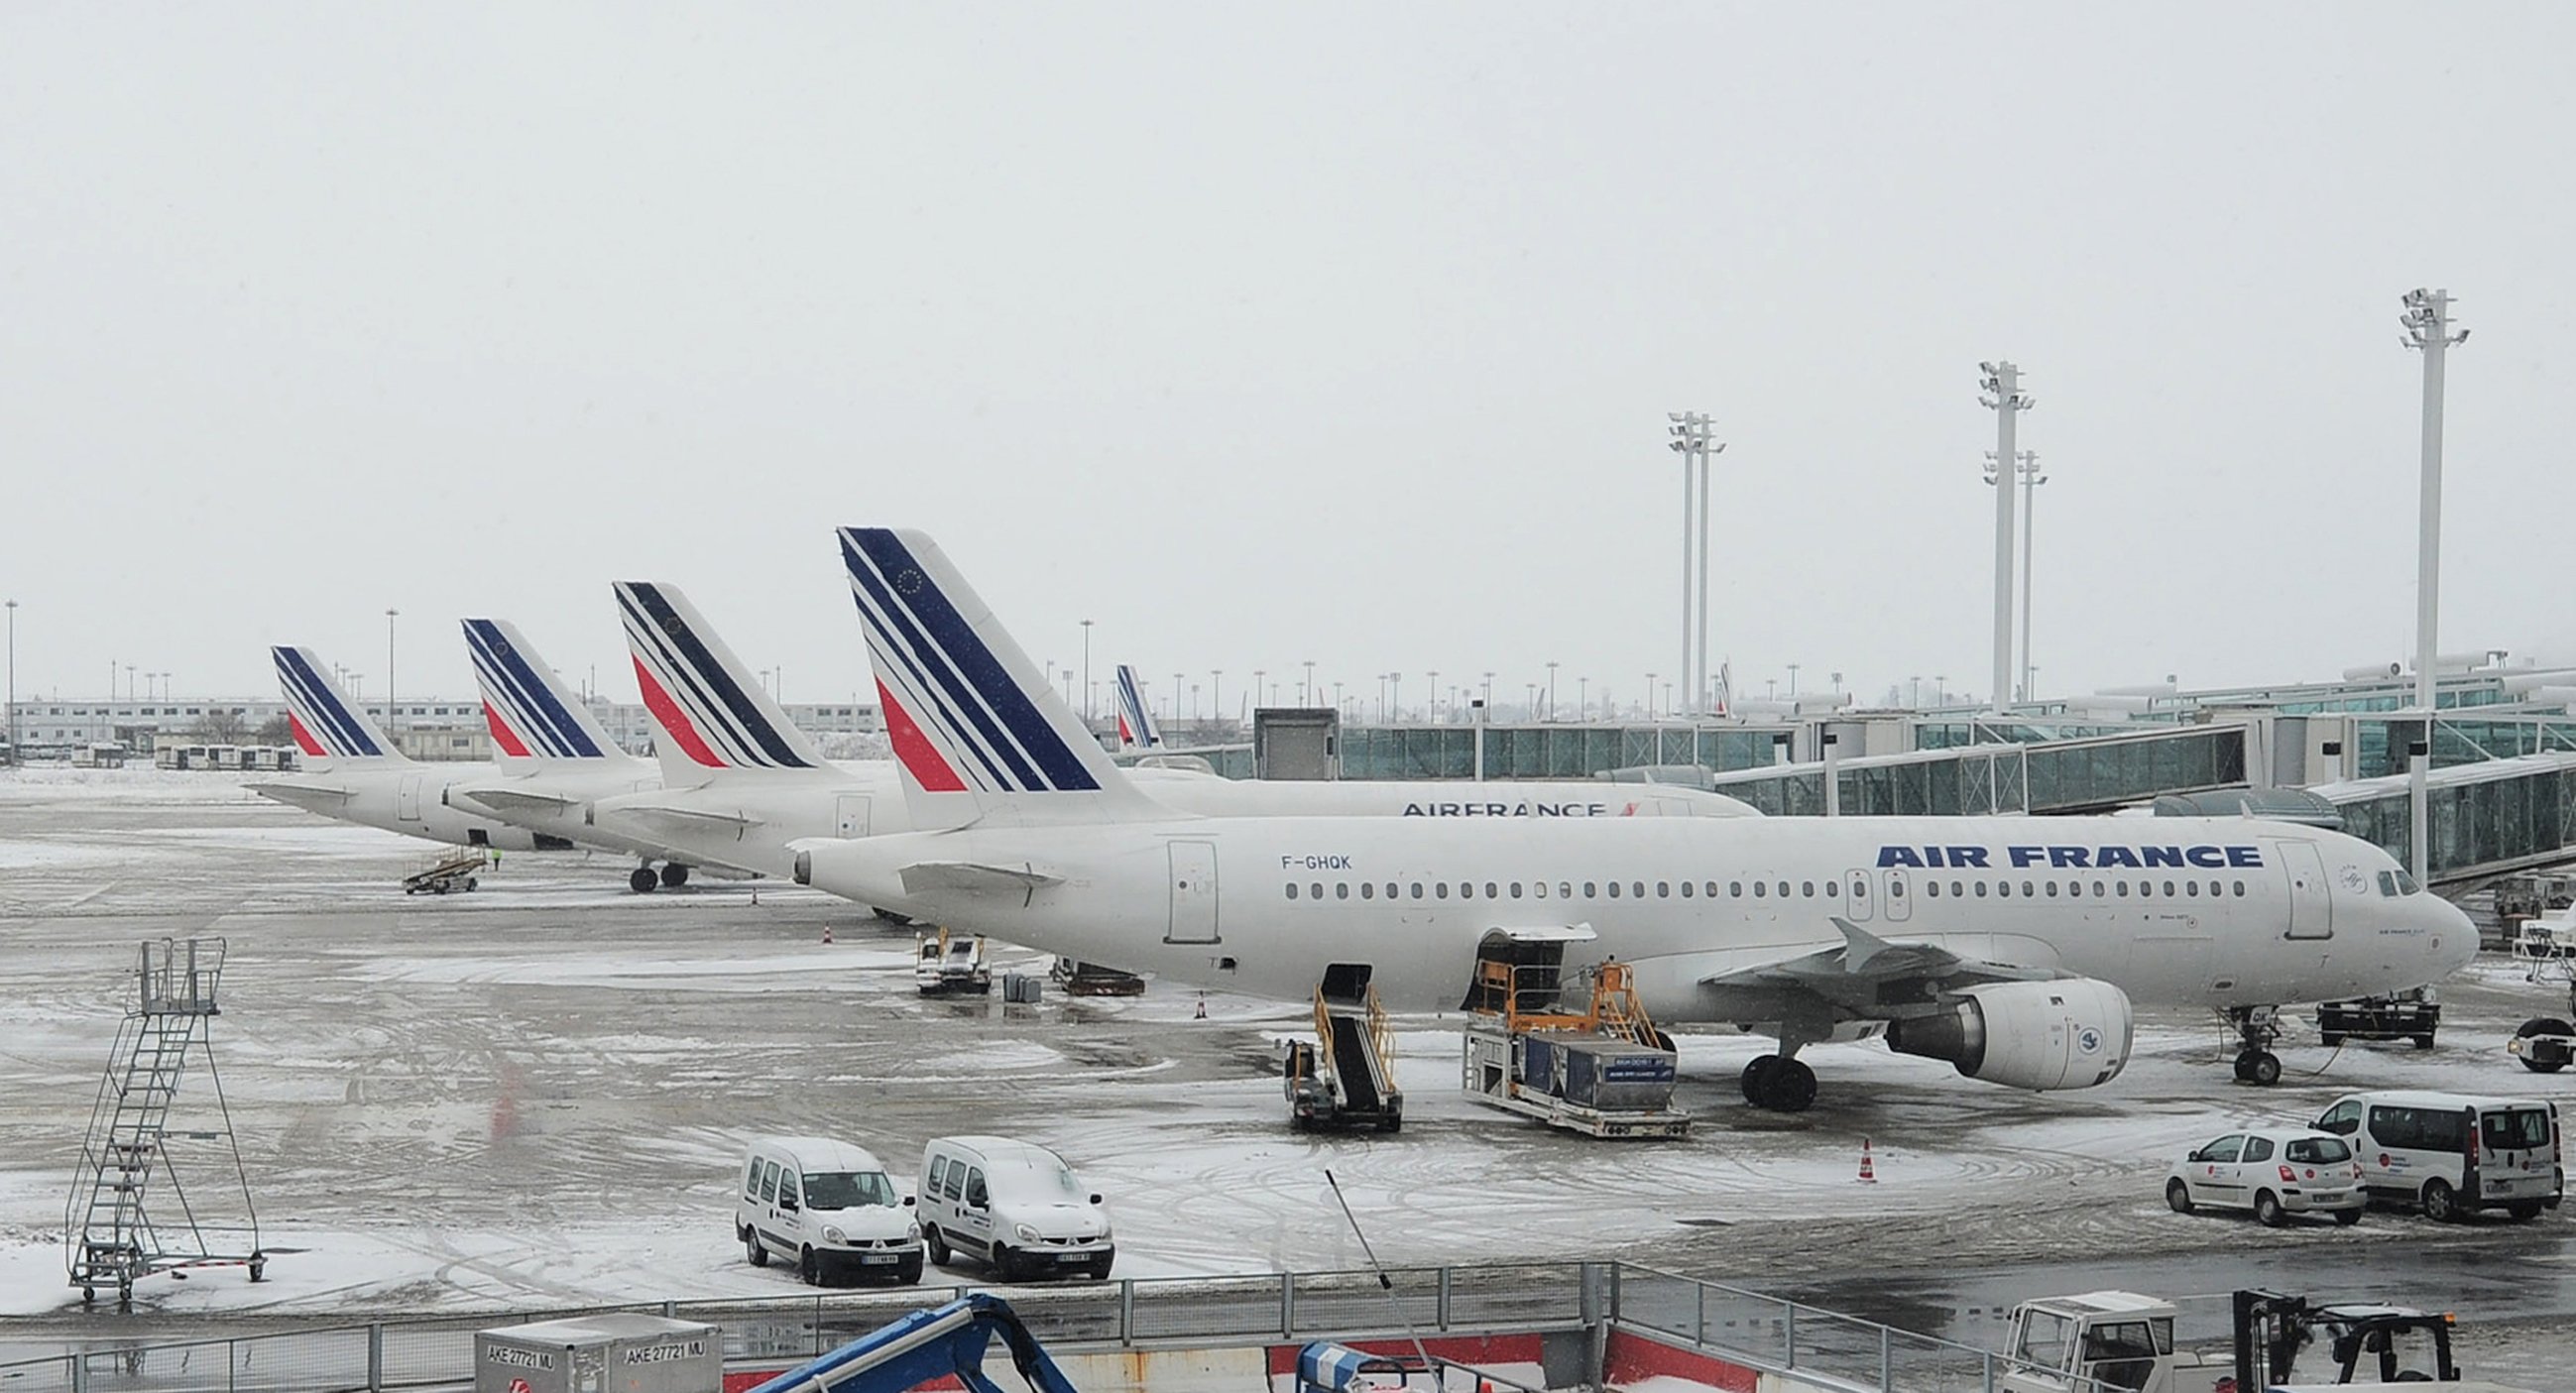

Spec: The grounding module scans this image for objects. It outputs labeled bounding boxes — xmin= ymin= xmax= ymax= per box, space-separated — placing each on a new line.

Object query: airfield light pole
xmin=1667 ymin=412 xmax=1725 ymax=716
xmin=384 ymin=608 xmax=400 ymax=750
xmin=1428 ymin=670 xmax=1441 ymax=723
xmin=1303 ymin=660 xmax=1316 ymax=706
xmin=1788 ymin=663 xmax=1800 ymax=698
xmin=1211 ymin=670 xmax=1223 ymax=724
xmin=1982 ymin=450 xmax=2045 ymax=701
xmin=1977 ymin=363 xmax=2035 ymax=716
xmin=1578 ymin=675 xmax=1587 ymax=722
xmin=5 ymin=600 xmax=15 ymax=764
xmin=1546 ymin=661 xmax=1559 ymax=720
xmin=2401 ymin=288 xmax=2467 ymax=883
xmin=1080 ymin=620 xmax=1095 ymax=725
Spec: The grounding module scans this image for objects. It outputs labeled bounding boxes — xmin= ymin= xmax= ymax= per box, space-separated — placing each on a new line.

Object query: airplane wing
xmin=1699 ymin=917 xmax=2061 ymax=1016
xmin=610 ymin=804 xmax=763 ymax=832
xmin=247 ymin=780 xmax=355 ymax=803
xmin=897 ymin=861 xmax=1062 ymax=902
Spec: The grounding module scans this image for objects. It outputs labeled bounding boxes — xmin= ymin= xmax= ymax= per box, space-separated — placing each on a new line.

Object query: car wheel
xmin=2255 ymin=1191 xmax=2285 ymax=1228
xmin=898 ymin=1254 xmax=924 ymax=1284
xmin=990 ymin=1244 xmax=1016 ymax=1282
xmin=2333 ymin=1208 xmax=2363 ymax=1227
xmin=923 ymin=1226 xmax=950 ymax=1264
xmin=743 ymin=1226 xmax=768 ymax=1266
xmin=2421 ymin=1179 xmax=2463 ymax=1222
xmin=2509 ymin=1201 xmax=2544 ymax=1221
xmin=1091 ymin=1258 xmax=1113 ymax=1280
xmin=798 ymin=1246 xmax=821 ymax=1286
xmin=2166 ymin=1180 xmax=2194 ymax=1215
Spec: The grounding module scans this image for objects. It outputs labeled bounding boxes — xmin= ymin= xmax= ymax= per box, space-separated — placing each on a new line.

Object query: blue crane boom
xmin=743 ymin=1294 xmax=1080 ymax=1393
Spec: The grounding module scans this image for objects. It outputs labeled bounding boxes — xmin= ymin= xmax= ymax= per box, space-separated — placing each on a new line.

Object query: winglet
xmin=616 ymin=580 xmax=829 ymax=788
xmin=462 ymin=619 xmax=617 ymax=765
xmin=838 ymin=526 xmax=1172 ymax=830
xmin=272 ymin=645 xmax=406 ymax=769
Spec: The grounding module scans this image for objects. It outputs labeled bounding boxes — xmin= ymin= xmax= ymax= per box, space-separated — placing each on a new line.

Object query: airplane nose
xmin=2434 ymin=894 xmax=2479 ymax=974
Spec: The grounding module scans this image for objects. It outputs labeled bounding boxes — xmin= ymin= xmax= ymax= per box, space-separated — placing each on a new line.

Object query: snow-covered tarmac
xmin=3 ymin=768 xmax=2574 ymax=1382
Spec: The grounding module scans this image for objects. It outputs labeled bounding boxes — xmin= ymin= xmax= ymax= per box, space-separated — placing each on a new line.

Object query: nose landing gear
xmin=2228 ymin=1004 xmax=2283 ymax=1086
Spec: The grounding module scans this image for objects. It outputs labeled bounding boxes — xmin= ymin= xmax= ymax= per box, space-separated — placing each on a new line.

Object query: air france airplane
xmin=588 ymin=581 xmax=1760 ymax=903
xmin=440 ymin=618 xmax=740 ymax=893
xmin=1112 ymin=664 xmax=1162 ymax=753
xmin=791 ymin=526 xmax=2478 ymax=1111
xmin=253 ymin=644 xmax=568 ymax=853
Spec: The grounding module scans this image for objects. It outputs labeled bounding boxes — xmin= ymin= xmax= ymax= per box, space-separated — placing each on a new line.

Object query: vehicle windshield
xmin=2484 ymin=1108 xmax=2551 ymax=1152
xmin=801 ymin=1171 xmax=897 ymax=1210
xmin=2286 ymin=1137 xmax=2353 ymax=1164
xmin=988 ymin=1158 xmax=1085 ymax=1203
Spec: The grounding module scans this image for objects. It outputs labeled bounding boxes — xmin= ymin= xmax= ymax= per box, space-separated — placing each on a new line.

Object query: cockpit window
xmin=2393 ymin=867 xmax=2422 ymax=895
xmin=2378 ymin=871 xmax=2399 ymax=897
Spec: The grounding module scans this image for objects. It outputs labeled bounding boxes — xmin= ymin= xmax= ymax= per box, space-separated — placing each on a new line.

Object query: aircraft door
xmin=834 ymin=793 xmax=871 ymax=839
xmin=397 ymin=774 xmax=421 ymax=822
xmin=1844 ymin=870 xmax=1875 ymax=923
xmin=2279 ymin=840 xmax=2332 ymax=939
xmin=1166 ymin=840 xmax=1220 ymax=944
xmin=1881 ymin=869 xmax=1913 ymax=922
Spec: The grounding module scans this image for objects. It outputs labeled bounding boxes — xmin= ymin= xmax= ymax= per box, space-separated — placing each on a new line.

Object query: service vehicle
xmin=2314 ymin=987 xmax=2439 ymax=1047
xmin=916 ymin=1135 xmax=1112 ymax=1281
xmin=2312 ymin=1090 xmax=2561 ymax=1221
xmin=1998 ymin=1287 xmax=2491 ymax=1393
xmin=915 ymin=928 xmax=993 ymax=995
xmin=2163 ymin=1127 xmax=2363 ymax=1226
xmin=735 ymin=1137 xmax=924 ymax=1286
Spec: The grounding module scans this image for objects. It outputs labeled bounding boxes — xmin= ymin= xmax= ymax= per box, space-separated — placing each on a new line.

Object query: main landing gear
xmin=2228 ymin=1004 xmax=2283 ymax=1086
xmin=1741 ymin=1053 xmax=1817 ymax=1112
xmin=628 ymin=863 xmax=693 ymax=893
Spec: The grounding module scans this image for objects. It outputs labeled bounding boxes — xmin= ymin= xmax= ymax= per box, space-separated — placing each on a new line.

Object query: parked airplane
xmin=1112 ymin=664 xmax=1162 ymax=752
xmin=441 ymin=618 xmax=741 ymax=892
xmin=252 ymin=644 xmax=570 ymax=853
xmin=793 ymin=526 xmax=2479 ymax=1110
xmin=591 ymin=579 xmax=1760 ymax=900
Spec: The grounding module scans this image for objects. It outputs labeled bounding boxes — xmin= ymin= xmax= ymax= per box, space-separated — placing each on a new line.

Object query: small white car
xmin=2165 ymin=1128 xmax=2365 ymax=1227
xmin=917 ymin=1135 xmax=1114 ymax=1281
xmin=736 ymin=1136 xmax=924 ymax=1285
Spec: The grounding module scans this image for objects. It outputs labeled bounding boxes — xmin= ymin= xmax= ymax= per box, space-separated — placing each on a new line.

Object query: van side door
xmin=775 ymin=1168 xmax=806 ymax=1249
xmin=959 ymin=1166 xmax=995 ymax=1254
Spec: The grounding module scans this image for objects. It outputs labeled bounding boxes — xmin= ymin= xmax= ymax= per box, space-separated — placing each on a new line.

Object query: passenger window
xmin=1436 ymin=882 xmax=1450 ymax=899
xmin=1889 ymin=879 xmax=1904 ymax=899
xmin=2317 ymin=1102 xmax=2360 ymax=1136
xmin=1410 ymin=882 xmax=1424 ymax=899
xmin=1801 ymin=881 xmax=1815 ymax=898
xmin=779 ymin=1172 xmax=802 ymax=1208
xmin=745 ymin=1159 xmax=763 ymax=1199
xmin=1929 ymin=880 xmax=1942 ymax=897
xmin=1386 ymin=882 xmax=1399 ymax=899
xmin=1485 ymin=881 xmax=1498 ymax=898
xmin=1560 ymin=882 xmax=1574 ymax=898
xmin=1680 ymin=881 xmax=1693 ymax=898
xmin=1607 ymin=881 xmax=1621 ymax=898
xmin=1336 ymin=882 xmax=1349 ymax=899
xmin=942 ymin=1165 xmax=964 ymax=1201
xmin=1361 ymin=882 xmax=1374 ymax=899
xmin=1285 ymin=882 xmax=1299 ymax=900
xmin=1824 ymin=880 xmax=1838 ymax=897
xmin=1951 ymin=880 xmax=1963 ymax=896
xmin=1657 ymin=881 xmax=1670 ymax=898
xmin=928 ymin=1156 xmax=949 ymax=1192
xmin=1534 ymin=881 xmax=1548 ymax=898
xmin=1777 ymin=881 xmax=1791 ymax=898
xmin=2094 ymin=880 xmax=2106 ymax=897
xmin=2242 ymin=1137 xmax=2274 ymax=1163
xmin=1311 ymin=881 xmax=1324 ymax=900
xmin=1730 ymin=881 xmax=1743 ymax=897
xmin=1584 ymin=881 xmax=1598 ymax=897
xmin=2045 ymin=881 xmax=2057 ymax=897
xmin=2186 ymin=881 xmax=2199 ymax=897
xmin=2163 ymin=880 xmax=2176 ymax=896
xmin=1705 ymin=881 xmax=1720 ymax=897
xmin=1633 ymin=881 xmax=1646 ymax=898
xmin=1998 ymin=881 xmax=2012 ymax=898
xmin=2196 ymin=1135 xmax=2244 ymax=1164
xmin=761 ymin=1161 xmax=780 ymax=1203
xmin=965 ymin=1168 xmax=989 ymax=1208
xmin=2233 ymin=880 xmax=2246 ymax=896
xmin=1975 ymin=882 xmax=1988 ymax=898
xmin=2116 ymin=880 xmax=2129 ymax=896
xmin=2022 ymin=880 xmax=2034 ymax=897
xmin=1753 ymin=881 xmax=1767 ymax=898
xmin=1510 ymin=882 xmax=1524 ymax=898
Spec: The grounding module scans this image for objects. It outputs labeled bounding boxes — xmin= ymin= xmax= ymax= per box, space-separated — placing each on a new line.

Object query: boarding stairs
xmin=1284 ymin=964 xmax=1402 ymax=1132
xmin=65 ymin=939 xmax=263 ymax=1307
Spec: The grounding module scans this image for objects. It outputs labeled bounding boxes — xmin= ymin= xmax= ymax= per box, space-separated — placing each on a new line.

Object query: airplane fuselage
xmin=797 ymin=814 xmax=2475 ymax=1021
xmin=255 ymin=763 xmax=562 ymax=853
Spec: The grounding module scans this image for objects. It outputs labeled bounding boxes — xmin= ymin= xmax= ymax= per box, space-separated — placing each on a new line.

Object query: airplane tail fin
xmin=462 ymin=619 xmax=620 ymax=766
xmin=615 ymin=580 xmax=830 ymax=788
xmin=272 ymin=645 xmax=407 ymax=770
xmin=838 ymin=526 xmax=1169 ymax=830
xmin=1112 ymin=663 xmax=1164 ymax=752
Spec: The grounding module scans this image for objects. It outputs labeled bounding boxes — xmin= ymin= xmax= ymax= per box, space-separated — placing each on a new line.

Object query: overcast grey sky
xmin=6 ymin=4 xmax=2572 ymax=715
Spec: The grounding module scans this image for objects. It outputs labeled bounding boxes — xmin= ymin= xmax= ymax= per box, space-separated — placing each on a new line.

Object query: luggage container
xmin=475 ymin=1315 xmax=718 ymax=1393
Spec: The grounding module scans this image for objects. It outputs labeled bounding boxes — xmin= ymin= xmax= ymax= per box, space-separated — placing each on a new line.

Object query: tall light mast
xmin=1977 ymin=362 xmax=2035 ymax=714
xmin=2400 ymin=288 xmax=2467 ymax=883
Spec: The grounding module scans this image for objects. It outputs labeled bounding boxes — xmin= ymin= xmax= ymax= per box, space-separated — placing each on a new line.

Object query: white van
xmin=735 ymin=1137 xmax=924 ymax=1285
xmin=916 ymin=1135 xmax=1114 ymax=1281
xmin=2313 ymin=1091 xmax=2563 ymax=1221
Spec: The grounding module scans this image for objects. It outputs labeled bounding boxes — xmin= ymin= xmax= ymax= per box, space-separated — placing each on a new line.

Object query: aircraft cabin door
xmin=397 ymin=774 xmax=421 ymax=822
xmin=834 ymin=794 xmax=871 ymax=839
xmin=2280 ymin=840 xmax=2332 ymax=939
xmin=1166 ymin=840 xmax=1220 ymax=944
xmin=1880 ymin=868 xmax=1913 ymax=922
xmin=1844 ymin=870 xmax=1875 ymax=923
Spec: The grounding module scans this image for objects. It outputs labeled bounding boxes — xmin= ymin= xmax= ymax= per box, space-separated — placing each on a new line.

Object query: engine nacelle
xmin=1884 ymin=979 xmax=2133 ymax=1092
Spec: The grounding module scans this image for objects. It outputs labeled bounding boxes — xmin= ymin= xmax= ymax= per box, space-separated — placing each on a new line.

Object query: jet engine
xmin=1884 ymin=979 xmax=2133 ymax=1091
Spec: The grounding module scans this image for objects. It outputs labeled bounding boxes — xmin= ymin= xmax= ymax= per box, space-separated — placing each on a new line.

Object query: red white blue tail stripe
xmin=463 ymin=619 xmax=611 ymax=760
xmin=839 ymin=526 xmax=1120 ymax=797
xmin=1113 ymin=664 xmax=1162 ymax=751
xmin=272 ymin=645 xmax=391 ymax=760
xmin=615 ymin=581 xmax=821 ymax=770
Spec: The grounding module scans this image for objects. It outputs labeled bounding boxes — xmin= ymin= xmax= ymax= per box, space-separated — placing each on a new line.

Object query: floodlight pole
xmin=1667 ymin=412 xmax=1725 ymax=716
xmin=1977 ymin=363 xmax=2033 ymax=717
xmin=4 ymin=600 xmax=15 ymax=765
xmin=385 ymin=608 xmax=400 ymax=751
xmin=2401 ymin=288 xmax=2467 ymax=883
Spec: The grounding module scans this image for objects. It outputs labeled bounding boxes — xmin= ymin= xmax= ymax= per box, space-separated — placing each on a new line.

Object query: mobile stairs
xmin=1462 ymin=952 xmax=1691 ymax=1138
xmin=65 ymin=938 xmax=264 ymax=1307
xmin=1284 ymin=964 xmax=1403 ymax=1132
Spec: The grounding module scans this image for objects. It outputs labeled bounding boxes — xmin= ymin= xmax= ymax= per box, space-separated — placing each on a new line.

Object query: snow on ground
xmin=0 ymin=768 xmax=2572 ymax=1386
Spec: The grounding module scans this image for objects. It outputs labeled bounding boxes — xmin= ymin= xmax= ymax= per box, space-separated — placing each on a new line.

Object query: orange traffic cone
xmin=821 ymin=925 xmax=834 ymax=944
xmin=1858 ymin=1137 xmax=1877 ymax=1183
